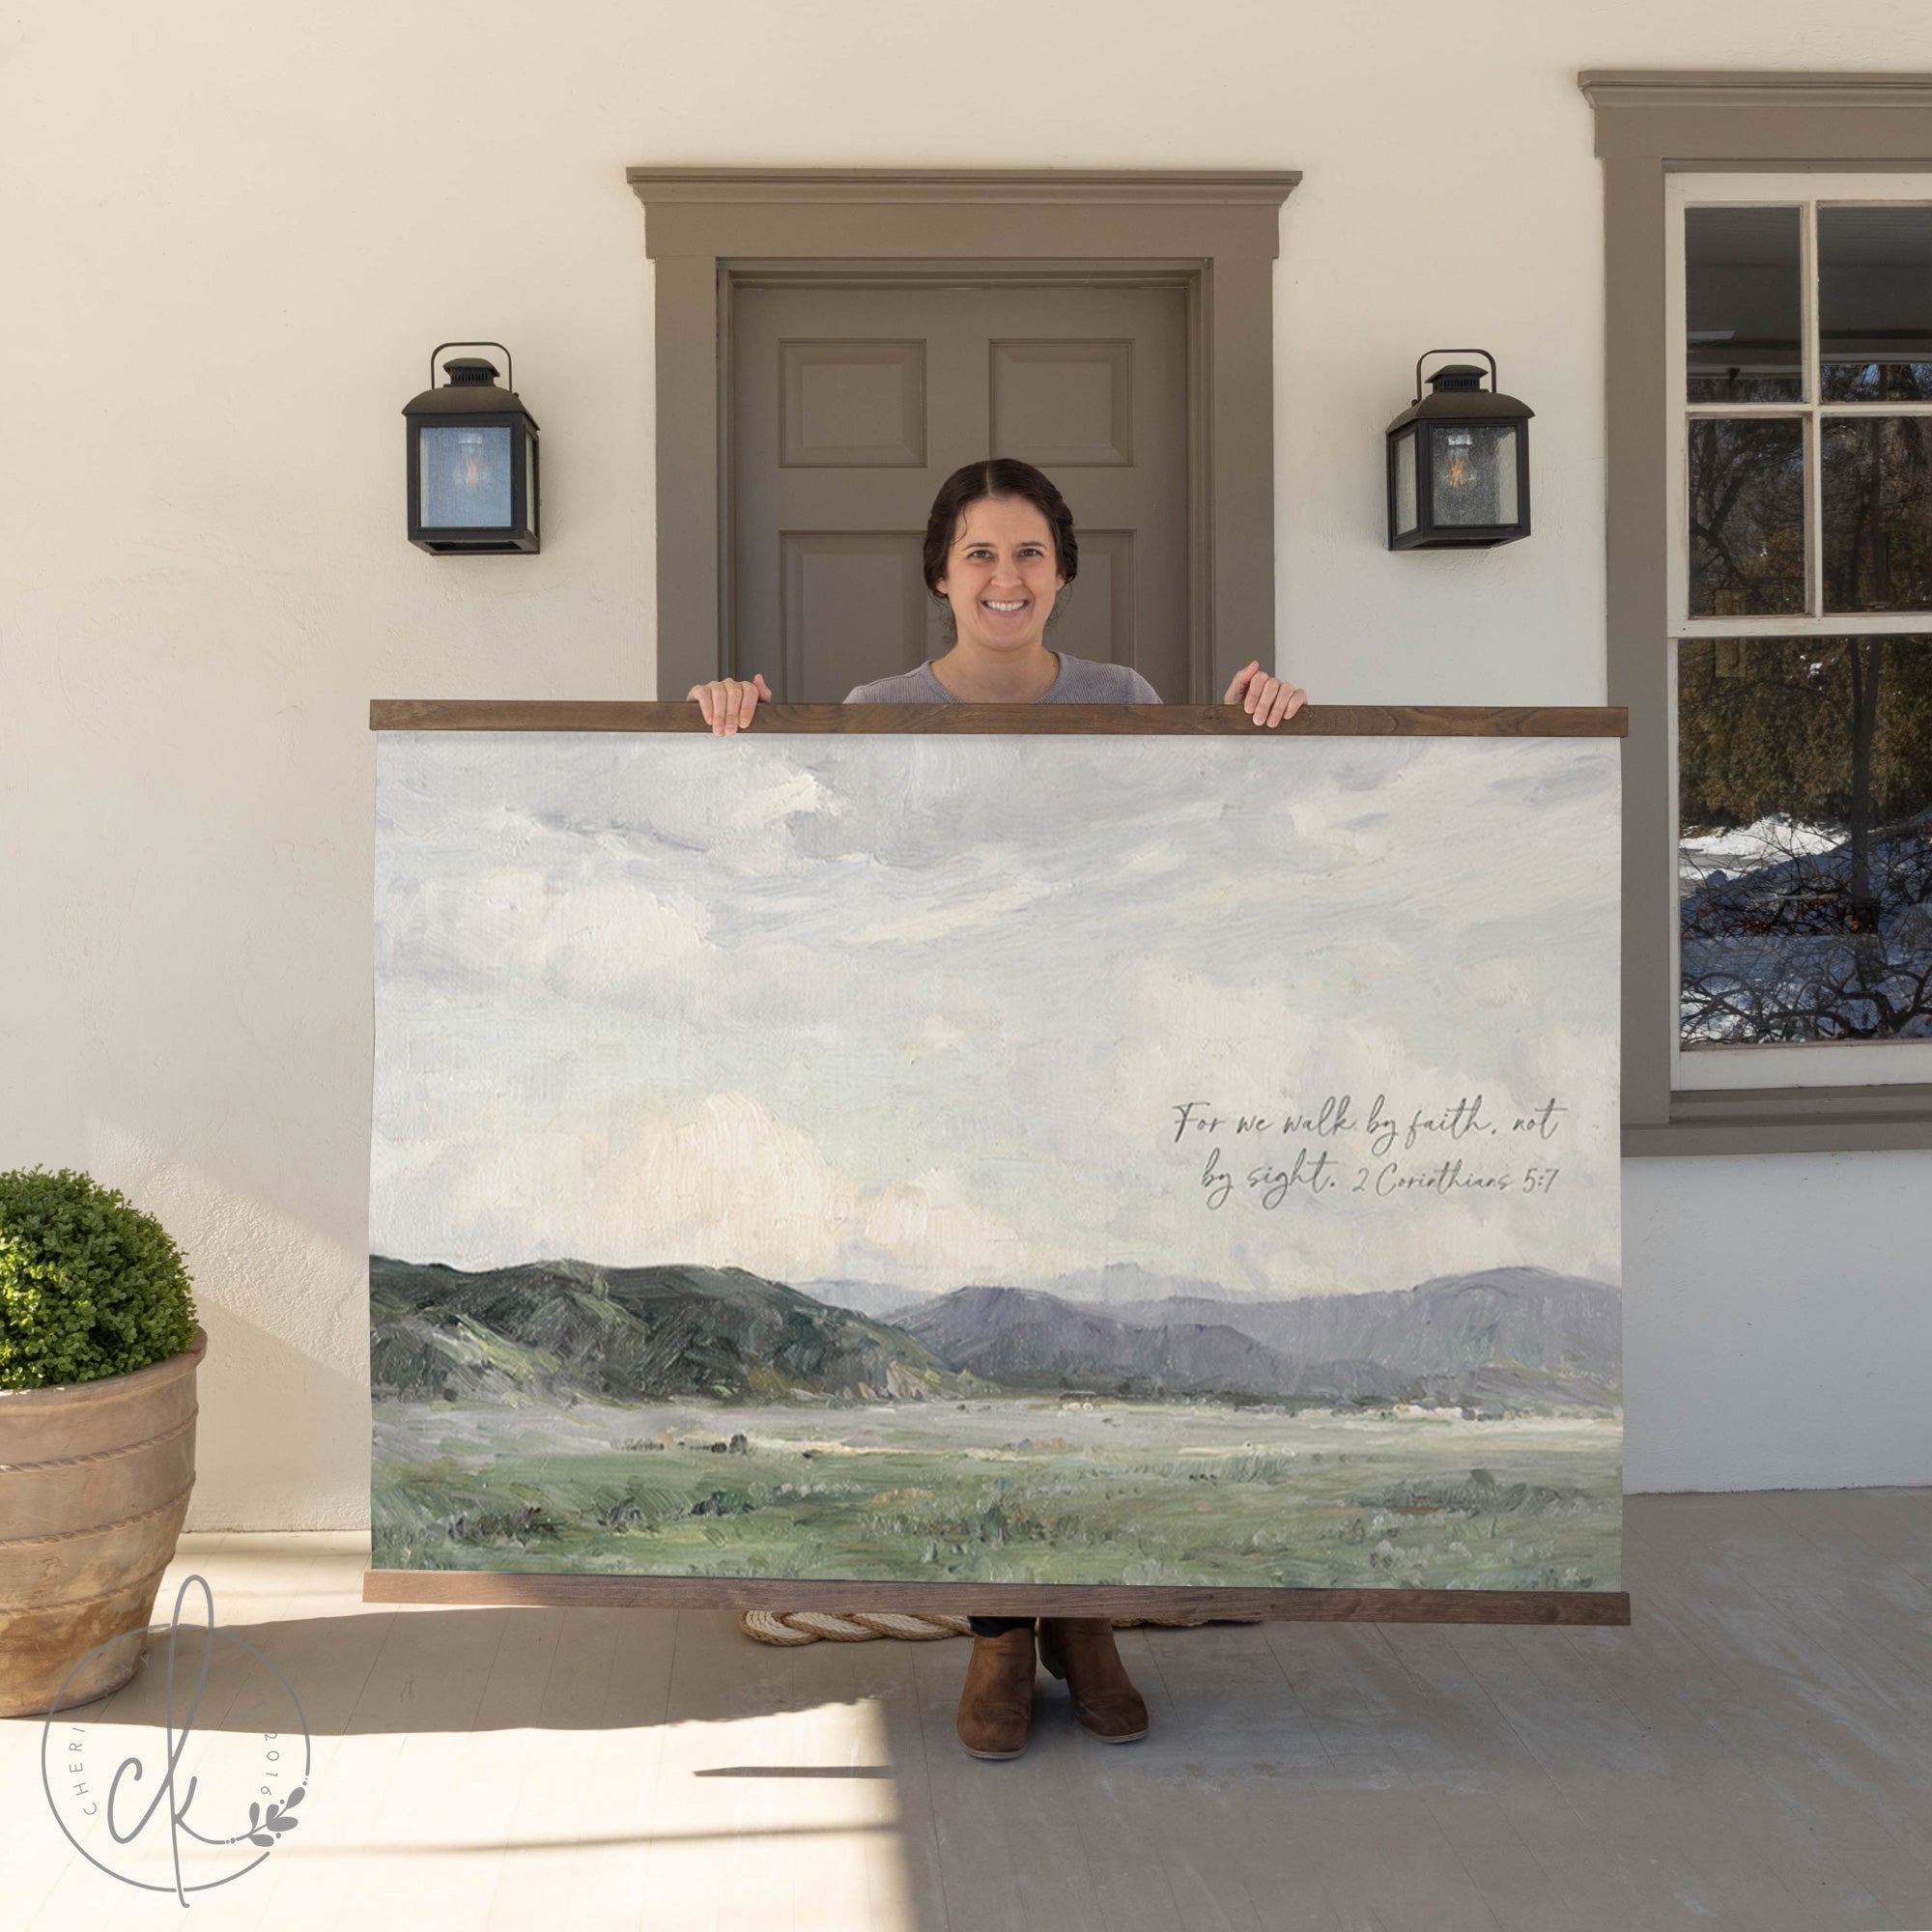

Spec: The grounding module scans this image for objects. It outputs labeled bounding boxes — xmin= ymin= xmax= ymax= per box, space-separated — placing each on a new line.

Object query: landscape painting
xmin=370 ymin=726 xmax=1623 ymax=1595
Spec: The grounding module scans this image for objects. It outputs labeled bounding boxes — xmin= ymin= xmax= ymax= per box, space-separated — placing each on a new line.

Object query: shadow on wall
xmin=75 ymin=1122 xmax=374 ymax=1533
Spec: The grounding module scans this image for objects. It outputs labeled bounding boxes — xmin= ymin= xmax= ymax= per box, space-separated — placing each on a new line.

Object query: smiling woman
xmin=687 ymin=457 xmax=1307 ymax=726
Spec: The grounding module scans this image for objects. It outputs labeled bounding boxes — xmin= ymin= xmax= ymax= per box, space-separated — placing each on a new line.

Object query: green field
xmin=371 ymin=1394 xmax=1621 ymax=1591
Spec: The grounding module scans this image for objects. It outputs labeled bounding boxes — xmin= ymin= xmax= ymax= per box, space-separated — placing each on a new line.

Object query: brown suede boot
xmin=954 ymin=1624 xmax=1039 ymax=1759
xmin=1037 ymin=1617 xmax=1150 ymax=1743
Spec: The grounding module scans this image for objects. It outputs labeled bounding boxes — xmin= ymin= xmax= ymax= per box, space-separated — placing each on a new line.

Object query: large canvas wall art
xmin=368 ymin=710 xmax=1624 ymax=1613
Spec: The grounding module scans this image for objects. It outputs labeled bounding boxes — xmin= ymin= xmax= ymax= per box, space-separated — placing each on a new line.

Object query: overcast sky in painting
xmin=371 ymin=731 xmax=1621 ymax=1298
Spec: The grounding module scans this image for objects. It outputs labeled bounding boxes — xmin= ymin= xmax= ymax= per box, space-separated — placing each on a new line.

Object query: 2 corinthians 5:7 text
xmin=1170 ymin=1094 xmax=1569 ymax=1209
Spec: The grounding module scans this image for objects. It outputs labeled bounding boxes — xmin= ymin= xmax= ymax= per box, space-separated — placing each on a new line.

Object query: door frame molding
xmin=626 ymin=169 xmax=1300 ymax=702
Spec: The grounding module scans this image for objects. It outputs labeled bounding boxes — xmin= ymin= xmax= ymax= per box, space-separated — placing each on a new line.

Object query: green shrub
xmin=0 ymin=1168 xmax=198 ymax=1391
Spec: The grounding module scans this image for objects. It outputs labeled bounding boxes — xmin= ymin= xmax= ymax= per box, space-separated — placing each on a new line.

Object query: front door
xmin=730 ymin=280 xmax=1189 ymax=700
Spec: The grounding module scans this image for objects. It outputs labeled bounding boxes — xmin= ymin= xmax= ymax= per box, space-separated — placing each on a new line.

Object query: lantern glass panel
xmin=420 ymin=424 xmax=514 ymax=528
xmin=1431 ymin=424 xmax=1518 ymax=527
xmin=1393 ymin=430 xmax=1418 ymax=536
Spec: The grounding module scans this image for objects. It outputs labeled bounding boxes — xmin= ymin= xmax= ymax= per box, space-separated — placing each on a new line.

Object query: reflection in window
xmin=1678 ymin=638 xmax=1932 ymax=1045
xmin=1819 ymin=205 xmax=1932 ymax=401
xmin=1822 ymin=415 xmax=1932 ymax=611
xmin=1686 ymin=205 xmax=1804 ymax=402
xmin=1688 ymin=417 xmax=1806 ymax=615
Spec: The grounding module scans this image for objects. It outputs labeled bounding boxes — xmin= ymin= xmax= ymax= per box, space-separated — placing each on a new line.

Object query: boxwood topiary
xmin=0 ymin=1167 xmax=198 ymax=1391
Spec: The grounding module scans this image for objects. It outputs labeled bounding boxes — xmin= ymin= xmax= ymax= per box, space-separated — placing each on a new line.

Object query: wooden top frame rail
xmin=369 ymin=701 xmax=1629 ymax=738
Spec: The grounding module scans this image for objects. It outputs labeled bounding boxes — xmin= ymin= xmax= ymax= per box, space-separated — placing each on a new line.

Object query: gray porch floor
xmin=6 ymin=1490 xmax=1931 ymax=1931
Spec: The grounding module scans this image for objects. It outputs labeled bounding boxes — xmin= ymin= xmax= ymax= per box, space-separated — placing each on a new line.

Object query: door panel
xmin=733 ymin=282 xmax=1188 ymax=700
xmin=990 ymin=337 xmax=1135 ymax=467
xmin=779 ymin=533 xmax=931 ymax=700
xmin=780 ymin=340 xmax=926 ymax=468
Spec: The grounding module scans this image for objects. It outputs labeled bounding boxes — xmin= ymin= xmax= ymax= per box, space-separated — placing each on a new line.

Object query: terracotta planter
xmin=0 ymin=1325 xmax=206 ymax=1719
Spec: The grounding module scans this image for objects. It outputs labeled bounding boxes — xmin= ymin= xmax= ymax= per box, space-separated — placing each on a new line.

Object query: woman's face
xmin=935 ymin=496 xmax=1065 ymax=656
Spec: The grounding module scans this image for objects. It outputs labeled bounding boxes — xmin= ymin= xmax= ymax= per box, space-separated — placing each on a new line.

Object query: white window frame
xmin=1665 ymin=169 xmax=1932 ymax=1090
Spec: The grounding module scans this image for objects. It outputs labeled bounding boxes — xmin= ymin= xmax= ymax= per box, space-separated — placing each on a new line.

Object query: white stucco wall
xmin=3 ymin=0 xmax=1928 ymax=1526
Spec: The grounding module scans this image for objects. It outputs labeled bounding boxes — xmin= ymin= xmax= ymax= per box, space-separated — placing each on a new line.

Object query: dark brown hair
xmin=921 ymin=458 xmax=1078 ymax=598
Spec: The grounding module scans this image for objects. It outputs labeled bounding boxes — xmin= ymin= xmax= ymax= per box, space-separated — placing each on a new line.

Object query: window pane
xmin=1678 ymin=637 xmax=1932 ymax=1047
xmin=1822 ymin=415 xmax=1932 ymax=611
xmin=1686 ymin=206 xmax=1803 ymax=402
xmin=1688 ymin=417 xmax=1807 ymax=615
xmin=1818 ymin=205 xmax=1932 ymax=401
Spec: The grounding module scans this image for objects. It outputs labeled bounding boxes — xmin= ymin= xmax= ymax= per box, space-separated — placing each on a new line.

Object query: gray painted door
xmin=731 ymin=282 xmax=1188 ymax=700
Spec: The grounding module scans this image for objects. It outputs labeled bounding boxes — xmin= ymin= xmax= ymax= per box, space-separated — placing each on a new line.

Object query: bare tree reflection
xmin=1680 ymin=638 xmax=1932 ymax=1043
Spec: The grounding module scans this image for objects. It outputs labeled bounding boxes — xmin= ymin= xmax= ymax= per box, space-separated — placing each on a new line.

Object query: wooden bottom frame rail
xmin=362 ymin=1571 xmax=1631 ymax=1626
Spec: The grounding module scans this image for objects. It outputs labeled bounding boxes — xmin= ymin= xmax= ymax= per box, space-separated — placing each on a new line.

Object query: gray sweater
xmin=844 ymin=654 xmax=1161 ymax=704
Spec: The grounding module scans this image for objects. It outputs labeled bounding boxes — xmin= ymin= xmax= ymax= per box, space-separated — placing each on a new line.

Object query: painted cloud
xmin=372 ymin=730 xmax=1620 ymax=1297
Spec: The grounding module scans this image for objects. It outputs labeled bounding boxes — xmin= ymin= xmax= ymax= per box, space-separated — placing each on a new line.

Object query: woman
xmin=692 ymin=457 xmax=1306 ymax=725
xmin=691 ymin=458 xmax=1306 ymax=1761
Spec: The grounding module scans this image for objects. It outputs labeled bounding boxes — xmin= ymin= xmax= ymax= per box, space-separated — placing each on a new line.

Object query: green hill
xmin=370 ymin=1255 xmax=976 ymax=1406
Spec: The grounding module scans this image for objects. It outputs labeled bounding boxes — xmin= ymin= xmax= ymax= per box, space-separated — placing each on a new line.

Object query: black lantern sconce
xmin=404 ymin=343 xmax=540 ymax=554
xmin=1385 ymin=350 xmax=1532 ymax=550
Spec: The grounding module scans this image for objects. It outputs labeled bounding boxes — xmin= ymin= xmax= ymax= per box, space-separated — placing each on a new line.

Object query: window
xmin=1668 ymin=175 xmax=1932 ymax=1092
xmin=1582 ymin=71 xmax=1932 ymax=1151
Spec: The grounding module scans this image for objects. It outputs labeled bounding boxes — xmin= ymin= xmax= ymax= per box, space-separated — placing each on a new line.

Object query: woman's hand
xmin=1223 ymin=661 xmax=1306 ymax=727
xmin=688 ymin=673 xmax=772 ymax=735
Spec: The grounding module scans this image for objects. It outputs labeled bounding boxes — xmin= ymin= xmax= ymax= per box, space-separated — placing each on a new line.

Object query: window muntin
xmin=1668 ymin=175 xmax=1932 ymax=1089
